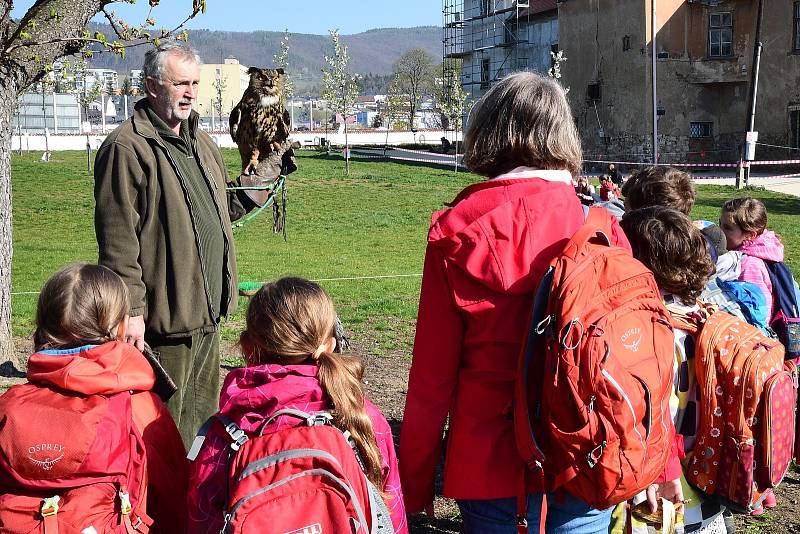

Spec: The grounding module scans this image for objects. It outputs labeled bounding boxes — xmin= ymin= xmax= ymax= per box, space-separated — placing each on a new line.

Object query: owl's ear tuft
xmin=276 ymin=68 xmax=284 ymax=75
xmin=247 ymin=67 xmax=261 ymax=75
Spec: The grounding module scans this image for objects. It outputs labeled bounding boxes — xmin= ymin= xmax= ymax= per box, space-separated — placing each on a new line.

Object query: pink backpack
xmin=188 ymin=409 xmax=392 ymax=534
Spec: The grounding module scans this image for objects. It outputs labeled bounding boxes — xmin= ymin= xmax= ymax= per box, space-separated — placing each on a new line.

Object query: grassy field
xmin=9 ymin=149 xmax=800 ymax=533
xmin=10 ymin=149 xmax=800 ymax=360
xmin=10 ymin=149 xmax=475 ymax=360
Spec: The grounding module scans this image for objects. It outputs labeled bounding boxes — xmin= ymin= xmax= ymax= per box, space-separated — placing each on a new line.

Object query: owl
xmin=229 ymin=67 xmax=291 ymax=174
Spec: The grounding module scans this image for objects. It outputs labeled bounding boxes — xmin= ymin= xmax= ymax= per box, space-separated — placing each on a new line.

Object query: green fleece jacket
xmin=94 ymin=99 xmax=250 ymax=338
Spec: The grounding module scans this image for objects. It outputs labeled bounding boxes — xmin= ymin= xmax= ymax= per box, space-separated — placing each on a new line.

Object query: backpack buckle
xmin=586 ymin=441 xmax=607 ymax=468
xmin=119 ymin=490 xmax=133 ymax=515
xmin=561 ymin=318 xmax=584 ymax=350
xmin=535 ymin=315 xmax=552 ymax=335
xmin=307 ymin=412 xmax=334 ymax=426
xmin=41 ymin=495 xmax=60 ymax=517
xmin=224 ymin=422 xmax=249 ymax=451
xmin=516 ymin=515 xmax=528 ymax=527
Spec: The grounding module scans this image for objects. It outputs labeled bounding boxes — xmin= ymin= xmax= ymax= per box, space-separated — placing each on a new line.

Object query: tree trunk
xmin=0 ymin=68 xmax=19 ymax=369
xmin=344 ymin=121 xmax=350 ymax=176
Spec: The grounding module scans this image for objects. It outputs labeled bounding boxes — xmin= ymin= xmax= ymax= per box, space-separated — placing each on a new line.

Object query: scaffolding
xmin=443 ymin=1 xmax=533 ymax=107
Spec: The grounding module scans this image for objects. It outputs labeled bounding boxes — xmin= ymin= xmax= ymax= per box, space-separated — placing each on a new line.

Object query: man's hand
xmin=125 ymin=315 xmax=146 ymax=351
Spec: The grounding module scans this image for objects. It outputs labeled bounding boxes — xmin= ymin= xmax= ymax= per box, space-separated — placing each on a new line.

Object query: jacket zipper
xmin=158 ymin=143 xmax=217 ymax=323
xmin=192 ymin=137 xmax=234 ymax=319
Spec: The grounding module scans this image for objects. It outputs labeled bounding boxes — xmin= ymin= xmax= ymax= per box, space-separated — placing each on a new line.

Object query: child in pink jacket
xmin=186 ymin=277 xmax=407 ymax=534
xmin=720 ymin=196 xmax=783 ymax=513
xmin=720 ymin=197 xmax=784 ymax=319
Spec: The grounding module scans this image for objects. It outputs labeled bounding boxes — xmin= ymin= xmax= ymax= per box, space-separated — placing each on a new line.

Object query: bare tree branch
xmin=102 ymin=7 xmax=127 ymax=40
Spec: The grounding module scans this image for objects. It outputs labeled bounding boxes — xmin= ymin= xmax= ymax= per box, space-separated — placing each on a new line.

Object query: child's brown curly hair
xmin=620 ymin=207 xmax=714 ymax=302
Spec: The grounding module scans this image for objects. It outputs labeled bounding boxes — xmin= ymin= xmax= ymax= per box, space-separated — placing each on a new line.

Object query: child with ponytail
xmin=187 ymin=277 xmax=407 ymax=533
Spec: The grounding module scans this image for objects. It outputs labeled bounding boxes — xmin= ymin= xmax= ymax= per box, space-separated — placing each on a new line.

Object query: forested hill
xmin=88 ymin=24 xmax=442 ymax=94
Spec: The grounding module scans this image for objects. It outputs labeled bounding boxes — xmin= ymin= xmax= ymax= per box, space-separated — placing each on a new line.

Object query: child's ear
xmin=324 ymin=336 xmax=336 ymax=354
xmin=115 ymin=315 xmax=129 ymax=340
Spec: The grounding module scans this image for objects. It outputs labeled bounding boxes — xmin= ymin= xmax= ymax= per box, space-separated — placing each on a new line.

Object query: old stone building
xmin=559 ymin=0 xmax=800 ymax=163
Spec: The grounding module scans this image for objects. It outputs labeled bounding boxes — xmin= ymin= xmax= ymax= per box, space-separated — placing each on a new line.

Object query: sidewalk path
xmin=693 ymin=175 xmax=800 ymax=198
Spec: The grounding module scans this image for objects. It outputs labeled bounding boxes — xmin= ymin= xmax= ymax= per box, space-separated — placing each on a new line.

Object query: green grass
xmin=10 ymin=151 xmax=800 ymax=360
xmin=10 ymin=150 xmax=474 ymax=358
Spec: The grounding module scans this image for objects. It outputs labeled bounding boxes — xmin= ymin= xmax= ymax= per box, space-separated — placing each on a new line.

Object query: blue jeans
xmin=458 ymin=492 xmax=613 ymax=534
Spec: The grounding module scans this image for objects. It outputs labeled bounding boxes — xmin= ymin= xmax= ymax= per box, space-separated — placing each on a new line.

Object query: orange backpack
xmin=672 ymin=305 xmax=797 ymax=512
xmin=0 ymin=384 xmax=151 ymax=534
xmin=514 ymin=207 xmax=676 ymax=512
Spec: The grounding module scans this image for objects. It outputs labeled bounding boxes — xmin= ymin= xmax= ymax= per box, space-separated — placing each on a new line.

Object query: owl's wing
xmin=229 ymin=104 xmax=242 ymax=144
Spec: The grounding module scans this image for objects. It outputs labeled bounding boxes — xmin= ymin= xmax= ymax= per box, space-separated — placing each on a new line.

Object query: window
xmin=790 ymin=108 xmax=800 ymax=150
xmin=709 ymin=12 xmax=733 ymax=58
xmin=622 ymin=35 xmax=632 ymax=51
xmin=690 ymin=122 xmax=713 ymax=138
xmin=794 ymin=2 xmax=800 ymax=51
xmin=480 ymin=0 xmax=491 ymax=16
xmin=480 ymin=58 xmax=490 ymax=90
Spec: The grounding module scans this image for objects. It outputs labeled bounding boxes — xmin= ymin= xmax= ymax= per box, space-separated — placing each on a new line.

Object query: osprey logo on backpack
xmin=621 ymin=328 xmax=643 ymax=352
xmin=27 ymin=442 xmax=66 ymax=471
xmin=284 ymin=524 xmax=323 ymax=534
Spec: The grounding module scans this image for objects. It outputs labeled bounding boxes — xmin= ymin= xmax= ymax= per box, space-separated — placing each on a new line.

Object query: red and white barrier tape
xmin=584 ymin=159 xmax=800 ymax=168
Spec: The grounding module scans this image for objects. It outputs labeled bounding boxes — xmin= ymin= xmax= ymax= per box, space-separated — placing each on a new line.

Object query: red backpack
xmin=671 ymin=305 xmax=797 ymax=512
xmin=188 ymin=409 xmax=393 ymax=534
xmin=514 ymin=207 xmax=676 ymax=511
xmin=0 ymin=383 xmax=151 ymax=534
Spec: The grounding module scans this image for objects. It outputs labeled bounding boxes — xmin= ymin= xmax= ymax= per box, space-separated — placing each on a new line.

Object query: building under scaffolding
xmin=443 ymin=1 xmax=559 ymax=108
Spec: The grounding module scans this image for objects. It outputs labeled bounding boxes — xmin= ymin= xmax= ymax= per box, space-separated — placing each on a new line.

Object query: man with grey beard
xmin=94 ymin=42 xmax=256 ymax=446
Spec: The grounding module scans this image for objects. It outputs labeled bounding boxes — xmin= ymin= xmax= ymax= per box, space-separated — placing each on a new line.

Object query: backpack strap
xmin=560 ymin=206 xmax=613 ymax=261
xmin=40 ymin=496 xmax=60 ymax=534
xmin=187 ymin=414 xmax=250 ymax=461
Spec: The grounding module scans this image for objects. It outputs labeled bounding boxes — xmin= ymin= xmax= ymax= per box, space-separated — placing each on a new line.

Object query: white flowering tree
xmin=273 ymin=29 xmax=293 ymax=127
xmin=321 ymin=29 xmax=359 ymax=175
xmin=548 ymin=49 xmax=569 ymax=93
xmin=437 ymin=68 xmax=468 ymax=172
xmin=383 ymin=74 xmax=407 ymax=157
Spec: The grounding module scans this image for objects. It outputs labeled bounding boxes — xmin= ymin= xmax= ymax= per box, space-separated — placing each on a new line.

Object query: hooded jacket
xmin=94 ymin=99 xmax=251 ymax=338
xmin=187 ymin=363 xmax=408 ymax=534
xmin=399 ymin=170 xmax=631 ymax=512
xmin=16 ymin=341 xmax=188 ymax=534
xmin=736 ymin=230 xmax=785 ymax=319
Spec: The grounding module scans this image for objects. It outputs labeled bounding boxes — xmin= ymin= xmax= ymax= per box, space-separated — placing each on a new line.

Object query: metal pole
xmin=651 ymin=0 xmax=658 ymax=164
xmin=741 ymin=0 xmax=765 ymax=188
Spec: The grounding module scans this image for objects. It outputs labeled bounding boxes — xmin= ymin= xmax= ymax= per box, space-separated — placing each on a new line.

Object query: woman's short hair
xmin=620 ymin=207 xmax=714 ymax=302
xmin=142 ymin=41 xmax=202 ymax=82
xmin=462 ymin=71 xmax=582 ymax=177
xmin=621 ymin=166 xmax=696 ymax=215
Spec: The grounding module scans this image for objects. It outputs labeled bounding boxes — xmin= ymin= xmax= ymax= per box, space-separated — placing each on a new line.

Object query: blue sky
xmin=12 ymin=1 xmax=442 ymax=35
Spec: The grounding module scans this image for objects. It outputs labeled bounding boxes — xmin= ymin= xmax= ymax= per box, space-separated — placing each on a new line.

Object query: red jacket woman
xmin=400 ymin=72 xmax=679 ymax=534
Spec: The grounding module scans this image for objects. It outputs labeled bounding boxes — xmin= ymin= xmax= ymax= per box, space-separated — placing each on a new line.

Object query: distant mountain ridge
xmin=87 ymin=24 xmax=442 ymax=95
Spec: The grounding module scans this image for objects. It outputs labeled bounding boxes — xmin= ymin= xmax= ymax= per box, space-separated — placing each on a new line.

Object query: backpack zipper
xmin=601 ymin=367 xmax=646 ymax=450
